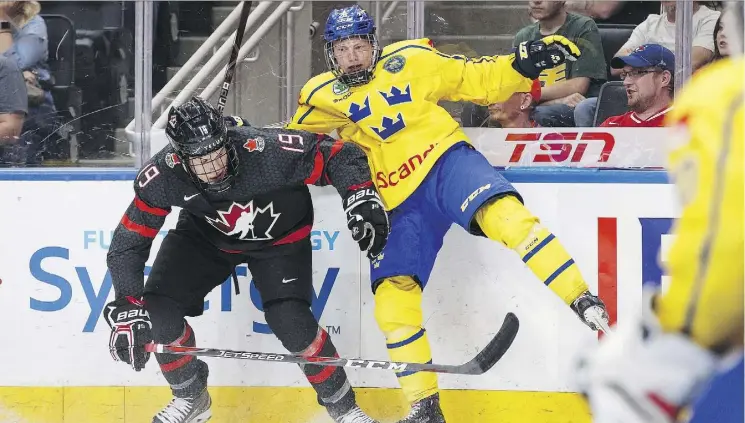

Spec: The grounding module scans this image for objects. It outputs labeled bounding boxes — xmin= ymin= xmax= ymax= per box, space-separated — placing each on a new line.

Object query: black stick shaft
xmin=144 ymin=313 xmax=519 ymax=376
xmin=216 ymin=1 xmax=252 ymax=114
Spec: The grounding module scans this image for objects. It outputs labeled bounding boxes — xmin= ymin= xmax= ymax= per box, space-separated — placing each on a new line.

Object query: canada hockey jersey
xmin=107 ymin=123 xmax=373 ymax=299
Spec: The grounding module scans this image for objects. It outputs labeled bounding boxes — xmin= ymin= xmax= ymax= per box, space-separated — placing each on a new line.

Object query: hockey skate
xmin=398 ymin=394 xmax=446 ymax=423
xmin=329 ymin=405 xmax=380 ymax=423
xmin=152 ymin=388 xmax=212 ymax=423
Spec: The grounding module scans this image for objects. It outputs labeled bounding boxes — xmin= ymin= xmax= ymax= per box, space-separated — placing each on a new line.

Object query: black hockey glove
xmin=571 ymin=291 xmax=610 ymax=332
xmin=343 ymin=185 xmax=390 ymax=260
xmin=512 ymin=35 xmax=581 ymax=80
xmin=103 ymin=296 xmax=152 ymax=371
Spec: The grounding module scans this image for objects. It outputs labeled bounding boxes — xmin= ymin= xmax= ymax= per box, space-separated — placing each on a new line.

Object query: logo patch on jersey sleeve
xmin=243 ymin=137 xmax=265 ymax=152
xmin=332 ymin=81 xmax=350 ymax=95
xmin=165 ymin=152 xmax=181 ymax=168
xmin=383 ymin=55 xmax=406 ymax=74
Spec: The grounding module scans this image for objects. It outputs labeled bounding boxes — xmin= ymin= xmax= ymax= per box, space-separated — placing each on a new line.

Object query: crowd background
xmin=0 ymin=1 xmax=717 ymax=167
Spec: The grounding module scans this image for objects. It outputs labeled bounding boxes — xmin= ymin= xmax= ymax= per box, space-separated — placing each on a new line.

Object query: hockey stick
xmin=215 ymin=0 xmax=253 ymax=114
xmin=145 ymin=312 xmax=519 ymax=375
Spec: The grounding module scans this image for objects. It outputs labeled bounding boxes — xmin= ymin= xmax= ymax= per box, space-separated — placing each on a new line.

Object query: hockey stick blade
xmin=143 ymin=313 xmax=519 ymax=376
xmin=216 ymin=1 xmax=252 ymax=114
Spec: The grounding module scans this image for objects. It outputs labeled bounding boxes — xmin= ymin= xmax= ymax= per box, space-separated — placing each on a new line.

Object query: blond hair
xmin=2 ymin=1 xmax=41 ymax=28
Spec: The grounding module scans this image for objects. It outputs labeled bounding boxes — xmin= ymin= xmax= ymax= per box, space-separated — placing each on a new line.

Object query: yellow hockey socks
xmin=474 ymin=195 xmax=588 ymax=305
xmin=374 ymin=276 xmax=439 ymax=403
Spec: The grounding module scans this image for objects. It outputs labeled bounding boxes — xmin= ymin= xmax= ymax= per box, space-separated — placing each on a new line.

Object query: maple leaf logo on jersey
xmin=243 ymin=137 xmax=265 ymax=152
xmin=205 ymin=201 xmax=281 ymax=240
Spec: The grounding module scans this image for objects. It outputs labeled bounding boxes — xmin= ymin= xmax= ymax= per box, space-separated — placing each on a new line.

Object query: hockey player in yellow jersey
xmin=288 ymin=5 xmax=609 ymax=422
xmin=577 ymin=3 xmax=744 ymax=423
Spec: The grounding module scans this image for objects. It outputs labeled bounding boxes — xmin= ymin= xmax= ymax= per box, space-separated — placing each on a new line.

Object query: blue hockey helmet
xmin=323 ymin=5 xmax=381 ymax=86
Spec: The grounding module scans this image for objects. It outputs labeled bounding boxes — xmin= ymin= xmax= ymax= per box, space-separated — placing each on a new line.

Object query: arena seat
xmin=593 ymin=81 xmax=630 ymax=126
xmin=597 ymin=24 xmax=636 ymax=81
xmin=40 ymin=14 xmax=83 ymax=161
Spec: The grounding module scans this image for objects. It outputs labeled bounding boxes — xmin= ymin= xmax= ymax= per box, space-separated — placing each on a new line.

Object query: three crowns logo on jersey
xmin=205 ymin=201 xmax=281 ymax=240
xmin=347 ymin=83 xmax=412 ymax=140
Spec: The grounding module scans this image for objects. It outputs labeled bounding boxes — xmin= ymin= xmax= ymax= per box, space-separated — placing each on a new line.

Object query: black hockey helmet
xmin=165 ymin=96 xmax=239 ymax=193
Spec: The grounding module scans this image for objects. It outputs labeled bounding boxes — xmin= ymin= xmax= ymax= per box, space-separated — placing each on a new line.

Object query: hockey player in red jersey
xmin=103 ymin=97 xmax=389 ymax=423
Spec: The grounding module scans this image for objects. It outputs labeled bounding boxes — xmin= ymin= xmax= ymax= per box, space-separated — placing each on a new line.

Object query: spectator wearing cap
xmin=600 ymin=44 xmax=674 ymax=127
xmin=487 ymin=79 xmax=542 ymax=128
xmin=574 ymin=1 xmax=719 ymax=126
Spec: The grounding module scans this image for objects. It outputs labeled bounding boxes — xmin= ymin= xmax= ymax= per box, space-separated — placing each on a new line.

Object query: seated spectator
xmin=566 ymin=0 xmax=661 ymax=25
xmin=612 ymin=1 xmax=720 ymax=75
xmin=0 ymin=54 xmax=27 ymax=163
xmin=712 ymin=11 xmax=730 ymax=61
xmin=514 ymin=0 xmax=607 ymax=127
xmin=574 ymin=1 xmax=717 ymax=126
xmin=0 ymin=1 xmax=58 ymax=163
xmin=487 ymin=79 xmax=542 ymax=128
xmin=600 ymin=44 xmax=674 ymax=127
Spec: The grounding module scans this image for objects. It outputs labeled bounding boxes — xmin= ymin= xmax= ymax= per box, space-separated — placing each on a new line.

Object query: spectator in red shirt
xmin=487 ymin=79 xmax=542 ymax=128
xmin=601 ymin=44 xmax=674 ymax=127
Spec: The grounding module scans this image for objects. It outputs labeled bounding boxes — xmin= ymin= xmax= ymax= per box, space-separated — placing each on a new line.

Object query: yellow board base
xmin=0 ymin=387 xmax=590 ymax=423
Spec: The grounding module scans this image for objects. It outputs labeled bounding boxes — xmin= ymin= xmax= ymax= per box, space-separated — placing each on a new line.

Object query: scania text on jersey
xmin=28 ymin=230 xmax=344 ymax=333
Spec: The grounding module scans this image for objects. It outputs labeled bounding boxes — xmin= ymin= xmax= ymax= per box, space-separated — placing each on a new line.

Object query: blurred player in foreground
xmin=103 ymin=97 xmax=389 ymax=423
xmin=288 ymin=5 xmax=609 ymax=422
xmin=577 ymin=2 xmax=744 ymax=422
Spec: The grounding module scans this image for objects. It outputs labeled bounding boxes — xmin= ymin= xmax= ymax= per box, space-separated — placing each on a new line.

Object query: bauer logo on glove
xmin=103 ymin=296 xmax=153 ymax=372
xmin=343 ymin=185 xmax=390 ymax=259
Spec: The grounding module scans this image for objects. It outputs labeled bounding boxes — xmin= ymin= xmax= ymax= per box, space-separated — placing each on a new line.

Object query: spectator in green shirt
xmin=514 ymin=0 xmax=607 ymax=126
